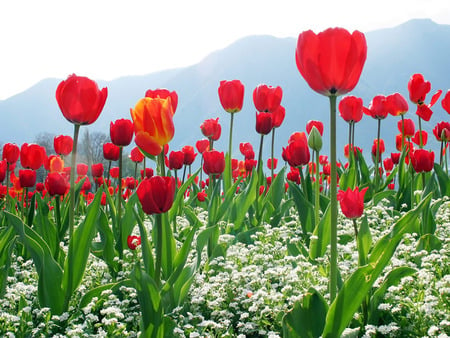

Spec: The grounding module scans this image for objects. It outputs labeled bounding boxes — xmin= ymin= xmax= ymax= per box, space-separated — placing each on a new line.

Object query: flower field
xmin=0 ymin=27 xmax=449 ymax=337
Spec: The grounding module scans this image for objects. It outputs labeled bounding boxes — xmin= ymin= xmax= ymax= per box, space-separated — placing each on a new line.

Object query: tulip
xmin=103 ymin=142 xmax=121 ymax=161
xmin=255 ymin=112 xmax=273 ymax=135
xmin=168 ymin=151 xmax=184 ymax=170
xmin=433 ymin=121 xmax=450 ymax=142
xmin=19 ymin=169 xmax=36 ymax=188
xmin=272 ymin=105 xmax=286 ymax=128
xmin=391 ymin=153 xmax=401 ymax=165
xmin=306 ymin=120 xmax=324 ymax=136
xmin=202 ymin=150 xmax=225 ymax=176
xmin=91 ymin=163 xmax=104 ymax=178
xmin=363 ymin=95 xmax=389 ymax=120
xmin=46 ymin=155 xmax=65 ymax=173
xmin=110 ymin=119 xmax=134 ymax=147
xmin=77 ymin=163 xmax=89 ymax=176
xmin=383 ymin=158 xmax=394 ymax=172
xmin=240 ymin=142 xmax=255 ymax=160
xmin=2 ymin=143 xmax=20 ymax=164
xmin=54 ymin=135 xmax=73 ymax=157
xmin=408 ymin=73 xmax=442 ymax=122
xmin=195 ymin=139 xmax=210 ymax=154
xmin=283 ymin=132 xmax=310 ymax=167
xmin=371 ymin=139 xmax=385 ymax=161
xmin=20 ymin=143 xmax=46 ymax=170
xmin=127 ymin=235 xmax=142 ymax=250
xmin=0 ymin=161 xmax=6 ymax=183
xmin=182 ymin=145 xmax=197 ymax=166
xmin=145 ymin=88 xmax=178 ymax=114
xmin=130 ymin=97 xmax=175 ymax=157
xmin=129 ymin=146 xmax=144 ymax=163
xmin=337 ymin=186 xmax=369 ymax=219
xmin=339 ymin=96 xmax=364 ymax=123
xmin=253 ymin=84 xmax=283 ymax=113
xmin=197 ymin=190 xmax=207 ymax=202
xmin=136 ymin=176 xmax=175 ymax=215
xmin=45 ymin=172 xmax=69 ymax=196
xmin=412 ymin=130 xmax=428 ymax=147
xmin=200 ymin=118 xmax=221 ymax=142
xmin=398 ymin=118 xmax=415 ymax=138
xmin=387 ymin=93 xmax=409 ymax=116
xmin=218 ymin=80 xmax=244 ymax=113
xmin=56 ymin=74 xmax=107 ymax=125
xmin=411 ymin=149 xmax=435 ymax=173
xmin=267 ymin=158 xmax=278 ymax=170
xmin=141 ymin=168 xmax=154 ymax=179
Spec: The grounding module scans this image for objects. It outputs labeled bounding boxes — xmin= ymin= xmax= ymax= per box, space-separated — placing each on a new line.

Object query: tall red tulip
xmin=306 ymin=120 xmax=324 ymax=136
xmin=136 ymin=176 xmax=175 ymax=215
xmin=398 ymin=118 xmax=415 ymax=137
xmin=387 ymin=93 xmax=409 ymax=116
xmin=20 ymin=143 xmax=46 ymax=170
xmin=433 ymin=121 xmax=450 ymax=142
xmin=337 ymin=186 xmax=368 ymax=219
xmin=103 ymin=142 xmax=121 ymax=161
xmin=363 ymin=95 xmax=390 ymax=120
xmin=295 ymin=28 xmax=367 ymax=96
xmin=203 ymin=150 xmax=225 ymax=176
xmin=19 ymin=169 xmax=36 ymax=188
xmin=255 ymin=112 xmax=273 ymax=135
xmin=181 ymin=145 xmax=197 ymax=166
xmin=408 ymin=73 xmax=442 ymax=122
xmin=283 ymin=132 xmax=310 ymax=167
xmin=339 ymin=96 xmax=364 ymax=123
xmin=411 ymin=149 xmax=434 ymax=173
xmin=56 ymin=74 xmax=107 ymax=125
xmin=45 ymin=172 xmax=69 ymax=196
xmin=168 ymin=151 xmax=184 ymax=170
xmin=200 ymin=118 xmax=221 ymax=141
xmin=2 ymin=143 xmax=20 ymax=164
xmin=218 ymin=80 xmax=245 ymax=113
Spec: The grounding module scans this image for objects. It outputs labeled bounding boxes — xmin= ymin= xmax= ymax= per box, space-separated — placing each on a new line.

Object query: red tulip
xmin=306 ymin=120 xmax=324 ymax=136
xmin=181 ymin=145 xmax=197 ymax=165
xmin=272 ymin=105 xmax=286 ymax=128
xmin=391 ymin=153 xmax=401 ymax=165
xmin=125 ymin=177 xmax=137 ymax=190
xmin=54 ymin=135 xmax=73 ymax=156
xmin=110 ymin=119 xmax=134 ymax=147
xmin=383 ymin=158 xmax=394 ymax=172
xmin=286 ymin=167 xmax=300 ymax=184
xmin=267 ymin=158 xmax=278 ymax=170
xmin=200 ymin=118 xmax=221 ymax=141
xmin=168 ymin=151 xmax=184 ymax=170
xmin=127 ymin=235 xmax=141 ymax=250
xmin=141 ymin=167 xmax=154 ymax=179
xmin=387 ymin=93 xmax=409 ymax=116
xmin=103 ymin=142 xmax=121 ymax=161
xmin=255 ymin=112 xmax=273 ymax=135
xmin=197 ymin=190 xmax=207 ymax=202
xmin=45 ymin=172 xmax=69 ymax=196
xmin=408 ymin=73 xmax=442 ymax=121
xmin=56 ymin=74 xmax=107 ymax=125
xmin=283 ymin=132 xmax=310 ymax=167
xmin=20 ymin=143 xmax=46 ymax=170
xmin=337 ymin=186 xmax=368 ymax=219
xmin=218 ymin=80 xmax=245 ymax=113
xmin=0 ymin=161 xmax=6 ymax=183
xmin=19 ymin=169 xmax=36 ymax=188
xmin=410 ymin=149 xmax=434 ymax=173
xmin=338 ymin=96 xmax=364 ymax=123
xmin=91 ymin=163 xmax=104 ymax=178
xmin=412 ymin=130 xmax=428 ymax=147
xmin=363 ymin=95 xmax=389 ymax=120
xmin=433 ymin=121 xmax=450 ymax=141
xmin=145 ymin=88 xmax=178 ymax=114
xmin=136 ymin=176 xmax=175 ymax=215
xmin=2 ymin=143 xmax=20 ymax=164
xmin=77 ymin=163 xmax=89 ymax=176
xmin=129 ymin=146 xmax=145 ymax=163
xmin=371 ymin=139 xmax=385 ymax=159
xmin=398 ymin=118 xmax=415 ymax=137
xmin=441 ymin=90 xmax=450 ymax=114
xmin=253 ymin=84 xmax=283 ymax=113
xmin=195 ymin=139 xmax=210 ymax=154
xmin=203 ymin=150 xmax=225 ymax=176
xmin=240 ymin=142 xmax=255 ymax=160
xmin=295 ymin=28 xmax=367 ymax=96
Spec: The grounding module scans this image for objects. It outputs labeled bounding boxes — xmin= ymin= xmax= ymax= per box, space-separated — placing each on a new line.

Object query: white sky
xmin=0 ymin=0 xmax=449 ymax=100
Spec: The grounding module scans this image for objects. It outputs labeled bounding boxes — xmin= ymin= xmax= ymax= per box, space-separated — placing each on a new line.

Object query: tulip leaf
xmin=6 ymin=211 xmax=65 ymax=314
xmin=416 ymin=233 xmax=442 ymax=252
xmin=0 ymin=225 xmax=16 ymax=297
xmin=79 ymin=279 xmax=133 ymax=309
xmin=230 ymin=168 xmax=258 ymax=231
xmin=133 ymin=208 xmax=155 ymax=276
xmin=434 ymin=163 xmax=450 ymax=197
xmin=62 ymin=187 xmax=102 ymax=308
xmin=169 ymin=169 xmax=200 ymax=224
xmin=322 ymin=192 xmax=432 ymax=337
xmin=283 ymin=287 xmax=328 ymax=338
xmin=357 ymin=215 xmax=372 ymax=266
xmin=289 ymin=181 xmax=315 ymax=243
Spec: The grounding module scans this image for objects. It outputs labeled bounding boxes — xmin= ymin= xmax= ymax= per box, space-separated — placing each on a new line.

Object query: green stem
xmin=418 ymin=116 xmax=423 ymax=148
xmin=117 ymin=146 xmax=123 ymax=259
xmin=271 ymin=128 xmax=276 ymax=179
xmin=315 ymin=150 xmax=320 ymax=227
xmin=226 ymin=113 xmax=235 ymax=192
xmin=329 ymin=94 xmax=338 ymax=303
xmin=374 ymin=118 xmax=381 ymax=192
xmin=68 ymin=124 xmax=80 ymax=239
xmin=154 ymin=213 xmax=163 ymax=288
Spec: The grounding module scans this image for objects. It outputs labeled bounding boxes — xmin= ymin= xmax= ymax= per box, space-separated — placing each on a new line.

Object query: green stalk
xmin=117 ymin=146 xmax=123 ymax=259
xmin=315 ymin=150 xmax=320 ymax=227
xmin=154 ymin=213 xmax=163 ymax=288
xmin=226 ymin=112 xmax=235 ymax=192
xmin=418 ymin=116 xmax=423 ymax=148
xmin=329 ymin=94 xmax=338 ymax=302
xmin=271 ymin=128 xmax=276 ymax=179
xmin=374 ymin=118 xmax=381 ymax=192
xmin=68 ymin=124 xmax=80 ymax=239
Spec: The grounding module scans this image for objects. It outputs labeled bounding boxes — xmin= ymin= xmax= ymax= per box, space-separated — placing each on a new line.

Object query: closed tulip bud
xmin=20 ymin=143 xmax=46 ymax=170
xmin=253 ymin=84 xmax=283 ymax=113
xmin=398 ymin=118 xmax=415 ymax=137
xmin=195 ymin=139 xmax=210 ymax=154
xmin=127 ymin=235 xmax=141 ymax=250
xmin=136 ymin=176 xmax=175 ymax=215
xmin=77 ymin=163 xmax=89 ymax=176
xmin=411 ymin=149 xmax=434 ymax=173
xmin=197 ymin=190 xmax=207 ymax=202
xmin=2 ymin=143 xmax=20 ymax=164
xmin=91 ymin=163 xmax=104 ymax=178
xmin=255 ymin=112 xmax=273 ymax=135
xmin=203 ymin=150 xmax=225 ymax=176
xmin=307 ymin=126 xmax=323 ymax=152
xmin=200 ymin=118 xmax=221 ymax=141
xmin=129 ymin=147 xmax=145 ymax=163
xmin=182 ymin=145 xmax=197 ymax=165
xmin=168 ymin=151 xmax=184 ymax=170
xmin=339 ymin=96 xmax=364 ymax=123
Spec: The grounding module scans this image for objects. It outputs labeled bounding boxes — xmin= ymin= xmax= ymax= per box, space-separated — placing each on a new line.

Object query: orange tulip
xmin=130 ymin=97 xmax=175 ymax=156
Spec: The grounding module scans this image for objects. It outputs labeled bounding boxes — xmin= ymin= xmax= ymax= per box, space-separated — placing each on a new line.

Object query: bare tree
xmin=34 ymin=132 xmax=56 ymax=155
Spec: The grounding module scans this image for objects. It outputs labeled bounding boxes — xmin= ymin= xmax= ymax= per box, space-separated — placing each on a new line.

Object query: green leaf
xmin=195 ymin=225 xmax=219 ymax=267
xmin=309 ymin=204 xmax=331 ymax=259
xmin=62 ymin=187 xmax=102 ymax=306
xmin=416 ymin=233 xmax=442 ymax=252
xmin=283 ymin=288 xmax=328 ymax=338
xmin=91 ymin=208 xmax=118 ymax=274
xmin=169 ymin=168 xmax=200 ymax=224
xmin=357 ymin=215 xmax=372 ymax=266
xmin=133 ymin=208 xmax=155 ymax=276
xmin=230 ymin=168 xmax=258 ymax=230
xmin=79 ymin=279 xmax=133 ymax=309
xmin=6 ymin=212 xmax=65 ymax=314
xmin=289 ymin=181 xmax=315 ymax=240
xmin=0 ymin=226 xmax=16 ymax=297
xmin=434 ymin=163 xmax=450 ymax=197
xmin=368 ymin=266 xmax=416 ymax=324
xmin=34 ymin=196 xmax=59 ymax=259
xmin=322 ymin=193 xmax=432 ymax=338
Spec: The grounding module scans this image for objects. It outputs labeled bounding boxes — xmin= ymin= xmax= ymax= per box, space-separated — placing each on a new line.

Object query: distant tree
xmin=34 ymin=132 xmax=56 ymax=155
xmin=79 ymin=129 xmax=110 ymax=170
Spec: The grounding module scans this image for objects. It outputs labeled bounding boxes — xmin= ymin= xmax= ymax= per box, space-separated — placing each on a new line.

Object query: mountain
xmin=1 ymin=18 xmax=449 ymax=163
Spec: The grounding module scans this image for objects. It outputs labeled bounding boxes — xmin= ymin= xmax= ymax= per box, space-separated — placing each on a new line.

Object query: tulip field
xmin=0 ymin=28 xmax=450 ymax=338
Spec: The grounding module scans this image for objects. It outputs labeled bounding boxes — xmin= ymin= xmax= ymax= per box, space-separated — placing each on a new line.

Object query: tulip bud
xmin=307 ymin=126 xmax=323 ymax=152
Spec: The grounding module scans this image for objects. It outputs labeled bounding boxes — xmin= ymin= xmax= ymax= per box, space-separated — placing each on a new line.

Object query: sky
xmin=0 ymin=0 xmax=449 ymax=100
